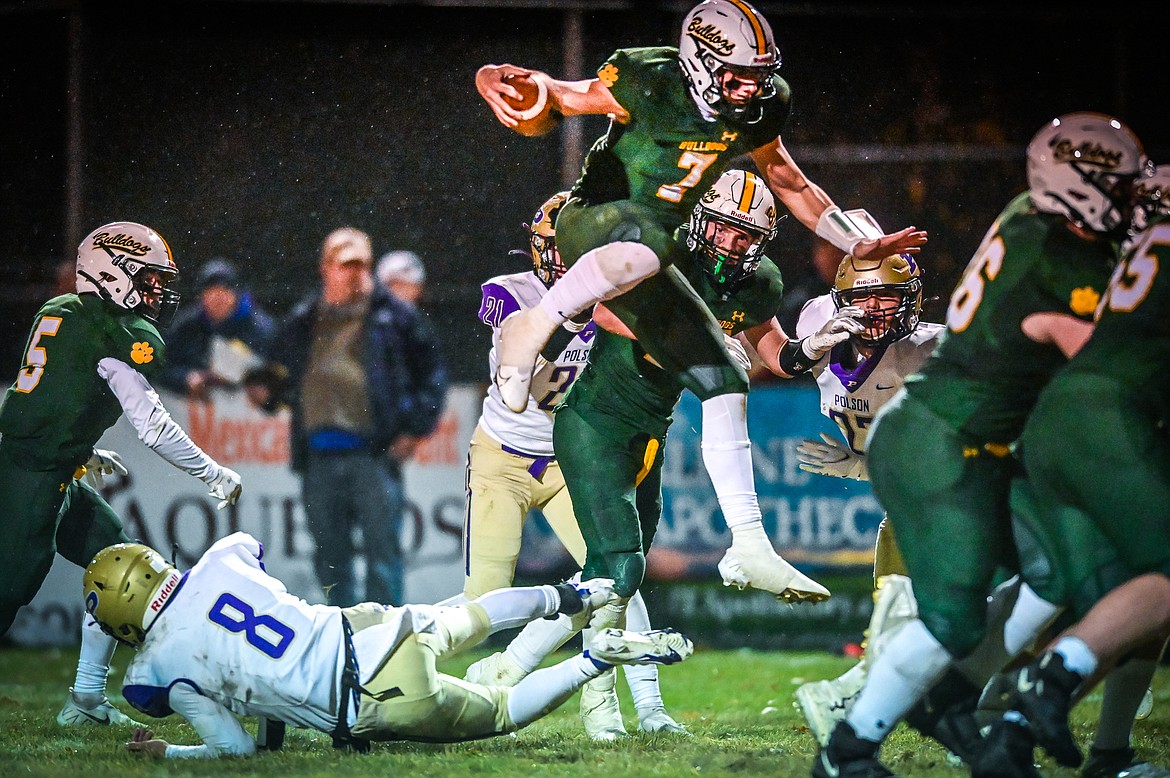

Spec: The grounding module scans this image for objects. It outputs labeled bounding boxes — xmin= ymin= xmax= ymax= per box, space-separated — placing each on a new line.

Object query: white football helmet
xmin=679 ymin=0 xmax=780 ymax=122
xmin=76 ymin=221 xmax=181 ymax=325
xmin=83 ymin=542 xmax=181 ymax=647
xmin=1026 ymin=112 xmax=1148 ymax=238
xmin=687 ymin=169 xmax=780 ymax=297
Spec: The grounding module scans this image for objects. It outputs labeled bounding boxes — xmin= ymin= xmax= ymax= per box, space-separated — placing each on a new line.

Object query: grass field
xmin=1 ymin=644 xmax=1167 ymax=777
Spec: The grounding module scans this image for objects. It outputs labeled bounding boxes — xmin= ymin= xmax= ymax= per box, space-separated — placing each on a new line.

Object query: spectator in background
xmin=376 ymin=249 xmax=427 ymax=305
xmin=256 ymin=227 xmax=447 ymax=608
xmin=157 ymin=257 xmax=276 ymax=401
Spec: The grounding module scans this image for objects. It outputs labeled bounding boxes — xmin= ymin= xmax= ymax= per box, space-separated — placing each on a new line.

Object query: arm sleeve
xmin=163 ymin=683 xmax=256 ymax=759
xmin=97 ymin=357 xmax=224 ymax=484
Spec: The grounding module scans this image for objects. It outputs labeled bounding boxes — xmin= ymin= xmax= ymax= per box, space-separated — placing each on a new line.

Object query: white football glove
xmin=802 ymin=306 xmax=865 ymax=361
xmin=796 ymin=432 xmax=869 ymax=480
xmin=82 ymin=448 xmax=128 ymax=490
xmin=724 ymin=333 xmax=752 ymax=372
xmin=205 ymin=466 xmax=242 ymax=509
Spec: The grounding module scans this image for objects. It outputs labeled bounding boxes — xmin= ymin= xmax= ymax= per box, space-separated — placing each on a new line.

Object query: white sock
xmin=537 ymin=242 xmax=660 ymax=322
xmin=1053 ymin=636 xmax=1099 ymax=678
xmin=504 ymin=613 xmax=578 ymax=674
xmin=958 ymin=580 xmax=1060 ymax=685
xmin=506 ymin=654 xmax=601 ymax=728
xmin=1095 ymin=659 xmax=1157 ymax=750
xmin=473 ymin=585 xmax=560 ymax=631
xmin=700 ymin=393 xmax=761 ymax=529
xmin=73 ymin=615 xmax=117 ymax=699
xmin=846 ymin=619 xmax=953 ymax=742
xmin=618 ymin=592 xmax=662 ymax=714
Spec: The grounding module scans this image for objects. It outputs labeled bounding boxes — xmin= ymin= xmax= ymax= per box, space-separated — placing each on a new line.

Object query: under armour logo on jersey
xmin=131 ymin=342 xmax=155 ymax=364
xmin=721 ymin=131 xmax=739 ymax=142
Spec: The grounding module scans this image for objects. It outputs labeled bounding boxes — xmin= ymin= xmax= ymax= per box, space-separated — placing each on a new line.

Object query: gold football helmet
xmin=83 ymin=543 xmax=181 ymax=647
xmin=525 ymin=191 xmax=571 ymax=288
xmin=831 ymin=253 xmax=923 ymax=347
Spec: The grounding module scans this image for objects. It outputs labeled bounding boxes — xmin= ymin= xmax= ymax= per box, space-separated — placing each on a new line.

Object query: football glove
xmin=724 ymin=334 xmax=752 ymax=372
xmin=82 ymin=448 xmax=128 ymax=490
xmin=797 ymin=432 xmax=869 ymax=480
xmin=205 ymin=466 xmax=243 ymax=509
xmin=802 ymin=306 xmax=865 ymax=361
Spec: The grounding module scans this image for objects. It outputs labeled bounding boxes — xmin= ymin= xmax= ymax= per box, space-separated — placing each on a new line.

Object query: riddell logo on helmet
xmin=93 ymin=231 xmax=153 ymax=257
xmin=149 ymin=571 xmax=181 ymax=614
xmin=687 ymin=16 xmax=735 ymax=56
xmin=854 ymin=277 xmax=881 ymax=287
xmin=1049 ymin=138 xmax=1124 ymax=170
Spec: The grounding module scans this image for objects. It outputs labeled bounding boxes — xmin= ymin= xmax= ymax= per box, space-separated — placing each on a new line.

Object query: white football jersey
xmin=797 ymin=293 xmax=943 ymax=454
xmin=122 ymin=532 xmax=348 ymax=732
xmin=477 ymin=272 xmax=595 ymax=456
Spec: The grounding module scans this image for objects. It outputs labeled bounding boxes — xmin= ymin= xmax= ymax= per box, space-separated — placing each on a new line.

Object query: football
xmin=502 ymin=73 xmax=558 ymax=137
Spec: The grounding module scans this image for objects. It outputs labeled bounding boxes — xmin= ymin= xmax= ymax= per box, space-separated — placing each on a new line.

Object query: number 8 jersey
xmin=122 ymin=533 xmax=348 ymax=732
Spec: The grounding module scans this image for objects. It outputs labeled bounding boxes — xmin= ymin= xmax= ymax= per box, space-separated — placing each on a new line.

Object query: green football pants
xmin=552 ymin=403 xmax=664 ymax=599
xmin=555 ymin=197 xmax=747 ymax=401
xmin=0 ymin=446 xmax=130 ymax=634
xmin=867 ymin=391 xmax=1019 ymax=657
xmin=1012 ymin=374 xmax=1170 ymax=617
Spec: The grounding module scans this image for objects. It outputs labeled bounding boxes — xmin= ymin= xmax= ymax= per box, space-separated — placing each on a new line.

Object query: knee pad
xmin=683 ymin=366 xmax=749 ymax=401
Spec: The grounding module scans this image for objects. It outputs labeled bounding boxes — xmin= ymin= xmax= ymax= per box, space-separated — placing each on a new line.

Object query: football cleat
xmin=1008 ymin=651 xmax=1085 ymax=768
xmin=812 ymin=720 xmax=895 ymax=778
xmin=865 ymin=575 xmax=918 ymax=659
xmin=1136 ymin=686 xmax=1154 ymax=720
xmin=580 ymin=670 xmax=627 ymax=741
xmin=464 ymin=651 xmax=527 ymax=687
xmin=718 ymin=536 xmax=830 ymax=603
xmin=969 ymin=719 xmax=1041 ymax=778
xmin=638 ymin=707 xmax=688 ymax=735
xmin=585 ymin=628 xmax=694 ymax=667
xmin=796 ymin=674 xmax=866 ymax=746
xmin=56 ymin=688 xmax=144 ymax=727
xmin=903 ymin=668 xmax=984 ymax=766
xmin=563 ymin=577 xmax=616 ymax=632
xmin=495 ymin=306 xmax=560 ymax=413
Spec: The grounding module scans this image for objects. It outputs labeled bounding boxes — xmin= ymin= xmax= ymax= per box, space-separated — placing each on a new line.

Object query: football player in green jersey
xmin=971 ymin=198 xmax=1170 ymax=778
xmin=0 ymin=222 xmax=243 ymax=728
xmin=462 ymin=168 xmax=860 ymax=738
xmin=476 ymin=0 xmax=925 ymax=603
xmin=813 ymin=113 xmax=1150 ymax=778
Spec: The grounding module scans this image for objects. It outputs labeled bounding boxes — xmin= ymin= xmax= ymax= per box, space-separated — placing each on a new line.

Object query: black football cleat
xmin=812 ymin=721 xmax=899 ymax=778
xmin=969 ymin=718 xmax=1041 ymax=778
xmin=1009 ymin=651 xmax=1085 ymax=767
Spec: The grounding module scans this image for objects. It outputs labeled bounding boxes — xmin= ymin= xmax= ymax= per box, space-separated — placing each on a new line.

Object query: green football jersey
xmin=566 ymin=248 xmax=784 ymax=435
xmin=1061 ymin=213 xmax=1170 ymax=412
xmin=573 ymin=46 xmax=790 ymax=228
xmin=0 ymin=293 xmax=166 ymax=471
xmin=907 ymin=193 xmax=1119 ymax=442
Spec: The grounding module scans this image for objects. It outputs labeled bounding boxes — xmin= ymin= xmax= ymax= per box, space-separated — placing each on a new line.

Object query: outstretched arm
xmin=750 ymin=139 xmax=927 ymax=260
xmin=476 ymin=63 xmax=628 ymax=129
xmin=125 ymin=685 xmax=255 ymax=759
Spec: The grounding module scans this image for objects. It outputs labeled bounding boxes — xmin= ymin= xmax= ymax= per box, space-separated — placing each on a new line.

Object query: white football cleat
xmin=638 ymin=707 xmax=689 ymax=735
xmin=495 ymin=307 xmax=560 ymax=413
xmin=795 ymin=673 xmax=866 ymax=746
xmin=56 ymin=688 xmax=144 ymax=727
xmin=718 ymin=535 xmax=830 ymax=603
xmin=580 ymin=670 xmax=627 ymax=741
xmin=586 ymin=628 xmax=694 ymax=666
xmin=464 ymin=651 xmax=527 ymax=687
xmin=571 ymin=577 xmax=616 ymax=632
xmin=865 ymin=574 xmax=918 ymax=659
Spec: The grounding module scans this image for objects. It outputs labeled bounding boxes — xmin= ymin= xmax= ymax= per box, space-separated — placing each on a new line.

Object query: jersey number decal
xmin=656 ymin=151 xmax=717 ymax=203
xmin=829 ymin=409 xmax=872 ymax=455
xmin=947 ymin=235 xmax=1005 ymax=332
xmin=536 ymin=365 xmax=578 ymax=411
xmin=15 ymin=316 xmax=63 ymax=393
xmin=1101 ymin=224 xmax=1169 ymax=313
xmin=208 ymin=593 xmax=295 ymax=659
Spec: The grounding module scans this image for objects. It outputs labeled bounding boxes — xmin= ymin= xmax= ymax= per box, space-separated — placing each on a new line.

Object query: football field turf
xmin=1 ymin=645 xmax=1166 ymax=777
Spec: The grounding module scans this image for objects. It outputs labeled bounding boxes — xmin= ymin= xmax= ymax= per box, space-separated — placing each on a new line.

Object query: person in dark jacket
xmin=157 ymin=257 xmax=277 ymax=400
xmin=253 ymin=227 xmax=447 ymax=608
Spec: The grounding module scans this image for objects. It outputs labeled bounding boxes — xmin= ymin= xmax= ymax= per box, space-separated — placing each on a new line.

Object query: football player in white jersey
xmin=787 ymin=252 xmax=944 ymax=746
xmin=458 ymin=192 xmax=684 ymax=739
xmin=83 ymin=533 xmax=693 ymax=758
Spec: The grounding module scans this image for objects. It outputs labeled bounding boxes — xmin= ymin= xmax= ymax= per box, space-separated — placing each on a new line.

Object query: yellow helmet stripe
xmin=726 ymin=0 xmax=767 ymax=55
xmin=738 ymin=172 xmax=757 ymax=212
